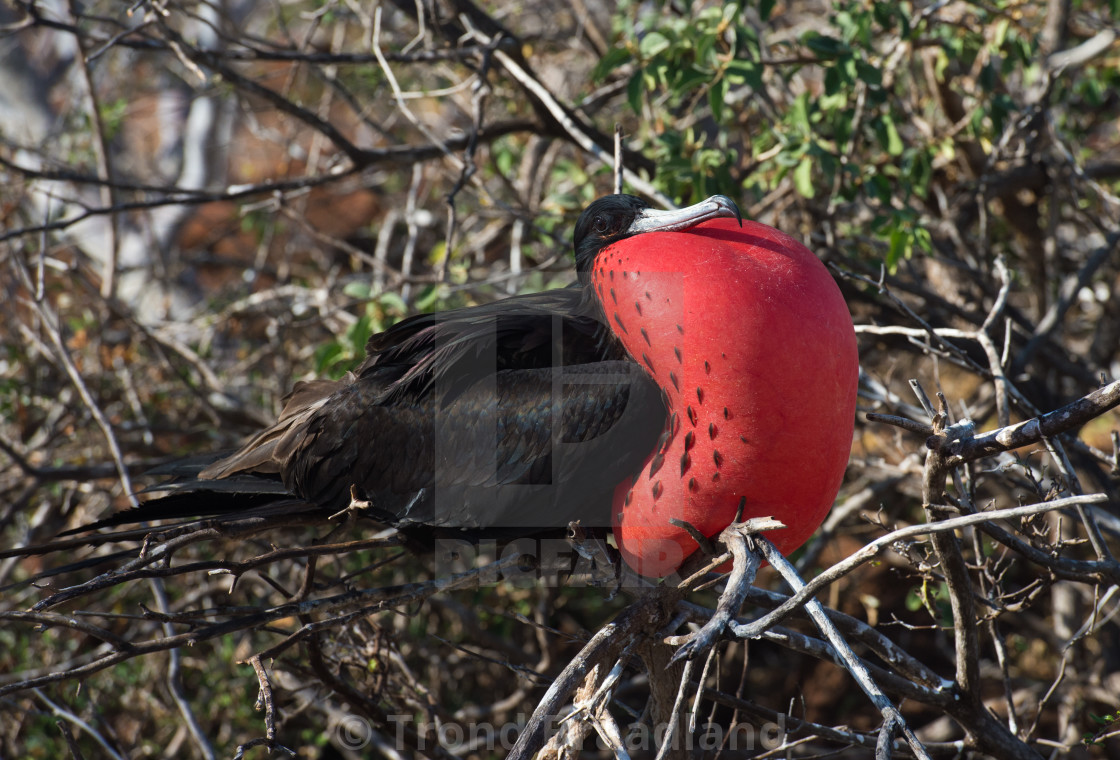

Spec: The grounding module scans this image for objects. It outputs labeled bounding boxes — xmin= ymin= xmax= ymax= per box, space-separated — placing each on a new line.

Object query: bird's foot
xmin=567 ymin=521 xmax=627 ymax=597
xmin=329 ymin=485 xmax=374 ymax=520
xmin=670 ymin=517 xmax=785 ymax=664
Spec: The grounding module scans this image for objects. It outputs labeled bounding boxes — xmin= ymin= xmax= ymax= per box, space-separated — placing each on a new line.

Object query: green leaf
xmin=913 ymin=226 xmax=933 ymax=254
xmin=343 ymin=281 xmax=372 ymax=299
xmin=790 ymin=93 xmax=811 ymax=135
xmin=804 ymin=33 xmax=850 ymax=58
xmin=627 ymin=71 xmax=644 ymax=113
xmin=426 ymin=240 xmax=447 ymax=266
xmin=708 ymin=76 xmax=728 ymax=122
xmin=992 ymin=17 xmax=1009 ymax=49
xmin=868 ymin=174 xmax=891 ymax=205
xmin=793 ymin=156 xmax=815 ymax=198
xmin=902 ymin=148 xmax=933 ymax=197
xmin=725 ymin=58 xmax=759 ymax=88
xmin=592 ymin=46 xmax=632 ymax=82
xmin=696 ymin=33 xmax=717 ymax=70
xmin=819 ymin=91 xmax=847 ymax=112
xmin=932 ymin=49 xmax=950 ymax=82
xmin=881 ymin=114 xmax=903 ymax=156
xmin=346 ymin=314 xmax=374 ymax=354
xmin=854 ymin=59 xmax=883 ymax=88
xmin=413 ymin=284 xmax=445 ymax=312
xmin=886 ymin=225 xmax=910 ymax=271
xmin=314 ymin=342 xmax=344 ymax=375
xmin=495 ymin=145 xmax=514 ymax=176
xmin=696 ymin=6 xmax=724 ymax=26
xmin=675 ymin=66 xmax=711 ymax=93
xmin=904 ymin=587 xmax=924 ymax=612
xmin=639 ymin=31 xmax=670 ymax=59
xmin=816 ymin=151 xmax=838 ymax=187
xmin=376 ymin=291 xmax=408 ymax=316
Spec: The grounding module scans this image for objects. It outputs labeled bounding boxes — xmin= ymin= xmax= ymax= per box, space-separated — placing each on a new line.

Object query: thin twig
xmin=747 ymin=534 xmax=932 ymax=760
xmin=8 ymin=256 xmax=136 ymax=505
xmin=730 ymin=493 xmax=1111 ymax=638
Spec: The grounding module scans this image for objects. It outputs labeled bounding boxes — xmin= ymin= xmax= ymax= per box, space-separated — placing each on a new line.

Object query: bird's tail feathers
xmin=58 ymin=476 xmax=303 ymax=536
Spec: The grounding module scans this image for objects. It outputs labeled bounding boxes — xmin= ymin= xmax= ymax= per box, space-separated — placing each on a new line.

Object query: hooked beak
xmin=626 ymin=195 xmax=743 ymax=235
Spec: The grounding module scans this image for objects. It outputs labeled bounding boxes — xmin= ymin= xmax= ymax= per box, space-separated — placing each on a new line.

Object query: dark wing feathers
xmin=267 ymin=360 xmax=664 ymax=529
xmin=77 ymin=288 xmax=664 ymax=533
xmin=199 ymin=379 xmax=342 ymax=479
xmin=358 ymin=286 xmax=601 ymax=402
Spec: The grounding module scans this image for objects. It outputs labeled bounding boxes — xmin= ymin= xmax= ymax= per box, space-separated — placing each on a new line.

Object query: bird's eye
xmin=592 ymin=216 xmax=609 ymax=234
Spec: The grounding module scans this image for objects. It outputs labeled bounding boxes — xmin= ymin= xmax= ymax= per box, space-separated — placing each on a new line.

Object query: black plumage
xmin=79 ymin=195 xmax=686 ymax=536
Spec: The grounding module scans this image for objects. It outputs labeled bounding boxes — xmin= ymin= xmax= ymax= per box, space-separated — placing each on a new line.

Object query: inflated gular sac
xmin=592 ymin=218 xmax=859 ymax=577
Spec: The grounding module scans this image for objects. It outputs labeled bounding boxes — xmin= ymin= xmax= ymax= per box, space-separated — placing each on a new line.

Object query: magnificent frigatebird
xmin=68 ymin=194 xmax=858 ymax=577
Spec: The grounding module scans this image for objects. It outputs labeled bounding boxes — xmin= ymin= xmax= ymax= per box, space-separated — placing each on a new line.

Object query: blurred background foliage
xmin=1 ymin=0 xmax=1119 ymax=757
